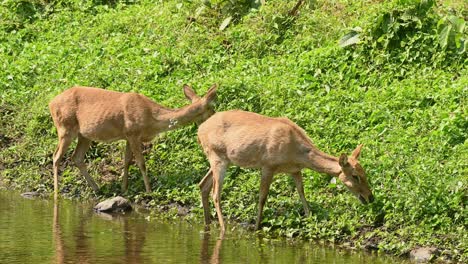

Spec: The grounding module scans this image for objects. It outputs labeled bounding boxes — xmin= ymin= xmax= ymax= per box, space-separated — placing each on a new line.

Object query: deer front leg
xmin=52 ymin=133 xmax=73 ymax=199
xmin=291 ymin=171 xmax=310 ymax=215
xmin=121 ymin=141 xmax=133 ymax=193
xmin=199 ymin=169 xmax=213 ymax=226
xmin=210 ymin=160 xmax=228 ymax=235
xmin=255 ymin=167 xmax=274 ymax=230
xmin=72 ymin=135 xmax=99 ymax=192
xmin=128 ymin=138 xmax=151 ymax=193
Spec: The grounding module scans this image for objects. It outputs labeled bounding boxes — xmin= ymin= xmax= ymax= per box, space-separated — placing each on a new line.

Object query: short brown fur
xmin=49 ymin=84 xmax=217 ymax=198
xmin=197 ymin=110 xmax=373 ymax=233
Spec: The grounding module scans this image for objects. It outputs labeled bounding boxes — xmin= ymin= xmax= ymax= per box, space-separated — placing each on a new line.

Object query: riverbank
xmin=0 ymin=0 xmax=466 ymax=262
xmin=0 ymin=186 xmax=457 ymax=263
xmin=1 ymin=190 xmax=414 ymax=263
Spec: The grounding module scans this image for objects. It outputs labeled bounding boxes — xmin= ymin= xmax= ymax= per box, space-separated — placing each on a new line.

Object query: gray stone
xmin=177 ymin=205 xmax=190 ymax=216
xmin=410 ymin=247 xmax=439 ymax=263
xmin=166 ymin=202 xmax=190 ymax=216
xmin=21 ymin=192 xmax=41 ymax=199
xmin=94 ymin=196 xmax=132 ymax=213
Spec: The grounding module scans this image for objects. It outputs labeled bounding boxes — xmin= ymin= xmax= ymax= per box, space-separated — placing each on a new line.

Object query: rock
xmin=363 ymin=242 xmax=379 ymax=251
xmin=95 ymin=212 xmax=115 ymax=221
xmin=94 ymin=196 xmax=132 ymax=213
xmin=410 ymin=247 xmax=439 ymax=263
xmin=21 ymin=192 xmax=41 ymax=199
xmin=341 ymin=242 xmax=352 ymax=249
xmin=239 ymin=221 xmax=254 ymax=229
xmin=165 ymin=202 xmax=190 ymax=216
xmin=363 ymin=236 xmax=380 ymax=251
xmin=177 ymin=205 xmax=190 ymax=216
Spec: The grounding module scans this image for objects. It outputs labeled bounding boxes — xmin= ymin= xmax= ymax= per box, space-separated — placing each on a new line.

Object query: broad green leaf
xmin=438 ymin=24 xmax=451 ymax=48
xmin=219 ymin=16 xmax=232 ymax=31
xmin=195 ymin=6 xmax=205 ymax=18
xmin=447 ymin=15 xmax=465 ymax=32
xmin=339 ymin=30 xmax=361 ymax=47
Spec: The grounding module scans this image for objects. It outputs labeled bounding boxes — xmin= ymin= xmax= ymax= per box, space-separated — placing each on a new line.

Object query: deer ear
xmin=205 ymin=84 xmax=217 ymax=102
xmin=183 ymin=84 xmax=199 ymax=101
xmin=339 ymin=153 xmax=349 ymax=167
xmin=351 ymin=144 xmax=363 ymax=159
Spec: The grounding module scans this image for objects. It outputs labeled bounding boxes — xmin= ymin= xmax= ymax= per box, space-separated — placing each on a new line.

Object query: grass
xmin=0 ymin=0 xmax=466 ymax=262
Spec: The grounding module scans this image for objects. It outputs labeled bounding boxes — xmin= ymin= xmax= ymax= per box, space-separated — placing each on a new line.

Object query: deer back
xmin=49 ymin=87 xmax=156 ymax=142
xmin=198 ymin=110 xmax=312 ymax=171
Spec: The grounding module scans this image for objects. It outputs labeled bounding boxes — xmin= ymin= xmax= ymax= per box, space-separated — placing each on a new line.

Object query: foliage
xmin=0 ymin=0 xmax=466 ymax=262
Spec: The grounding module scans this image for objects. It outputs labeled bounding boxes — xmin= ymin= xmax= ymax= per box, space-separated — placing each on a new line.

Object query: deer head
xmin=337 ymin=144 xmax=374 ymax=204
xmin=183 ymin=84 xmax=217 ymax=123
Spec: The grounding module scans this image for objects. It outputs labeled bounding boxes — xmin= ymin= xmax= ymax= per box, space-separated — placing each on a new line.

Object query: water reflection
xmin=122 ymin=212 xmax=148 ymax=264
xmin=53 ymin=201 xmax=64 ymax=264
xmin=53 ymin=199 xmax=150 ymax=264
xmin=75 ymin=207 xmax=93 ymax=263
xmin=200 ymin=232 xmax=222 ymax=264
xmin=53 ymin=200 xmax=94 ymax=263
xmin=0 ymin=192 xmax=409 ymax=264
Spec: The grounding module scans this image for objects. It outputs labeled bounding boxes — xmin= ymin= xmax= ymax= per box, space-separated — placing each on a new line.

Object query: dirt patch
xmin=0 ymin=104 xmax=15 ymax=125
xmin=0 ymin=134 xmax=13 ymax=148
xmin=98 ymin=162 xmax=120 ymax=183
xmin=0 ymin=104 xmax=24 ymax=150
xmin=410 ymin=247 xmax=440 ymax=263
xmin=137 ymin=198 xmax=192 ymax=217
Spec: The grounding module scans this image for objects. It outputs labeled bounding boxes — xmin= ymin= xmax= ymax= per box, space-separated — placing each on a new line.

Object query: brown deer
xmin=197 ymin=110 xmax=374 ymax=233
xmin=49 ymin=84 xmax=217 ymax=198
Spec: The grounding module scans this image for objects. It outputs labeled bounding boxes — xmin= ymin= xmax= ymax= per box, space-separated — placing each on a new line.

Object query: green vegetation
xmin=0 ymin=0 xmax=466 ymax=261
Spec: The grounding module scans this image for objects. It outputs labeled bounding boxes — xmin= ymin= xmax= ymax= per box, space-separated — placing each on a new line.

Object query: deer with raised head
xmin=197 ymin=110 xmax=374 ymax=233
xmin=49 ymin=84 xmax=217 ymax=198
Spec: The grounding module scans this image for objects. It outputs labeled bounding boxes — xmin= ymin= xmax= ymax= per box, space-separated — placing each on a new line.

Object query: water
xmin=0 ymin=191 xmax=409 ymax=263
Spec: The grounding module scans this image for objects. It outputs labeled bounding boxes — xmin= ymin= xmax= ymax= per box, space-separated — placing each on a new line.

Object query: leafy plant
xmin=437 ymin=14 xmax=466 ymax=52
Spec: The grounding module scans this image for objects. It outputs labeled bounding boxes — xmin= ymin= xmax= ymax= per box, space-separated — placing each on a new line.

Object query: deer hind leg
xmin=199 ymin=169 xmax=213 ymax=226
xmin=210 ymin=159 xmax=228 ymax=234
xmin=72 ymin=135 xmax=99 ymax=192
xmin=127 ymin=138 xmax=151 ymax=193
xmin=121 ymin=141 xmax=133 ymax=193
xmin=52 ymin=131 xmax=74 ymax=199
xmin=255 ymin=167 xmax=274 ymax=230
xmin=291 ymin=172 xmax=310 ymax=216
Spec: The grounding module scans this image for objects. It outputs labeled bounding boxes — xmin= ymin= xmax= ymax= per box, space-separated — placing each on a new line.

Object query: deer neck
xmin=306 ymin=149 xmax=342 ymax=176
xmin=154 ymin=100 xmax=205 ymax=131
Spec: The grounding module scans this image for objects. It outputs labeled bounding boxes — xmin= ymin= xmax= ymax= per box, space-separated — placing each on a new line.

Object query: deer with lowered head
xmin=197 ymin=110 xmax=374 ymax=233
xmin=49 ymin=84 xmax=217 ymax=198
